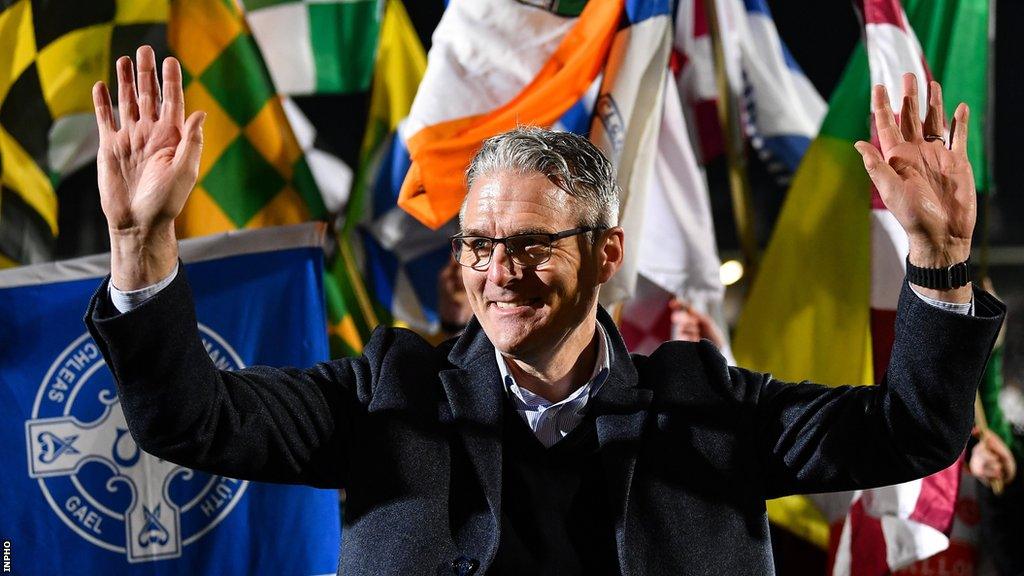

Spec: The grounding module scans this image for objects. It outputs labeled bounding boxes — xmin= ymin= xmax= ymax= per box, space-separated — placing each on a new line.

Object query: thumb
xmin=174 ymin=111 xmax=206 ymax=177
xmin=855 ymin=140 xmax=902 ymax=205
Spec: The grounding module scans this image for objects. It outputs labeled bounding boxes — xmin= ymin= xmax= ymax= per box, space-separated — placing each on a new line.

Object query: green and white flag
xmin=242 ymin=0 xmax=382 ymax=95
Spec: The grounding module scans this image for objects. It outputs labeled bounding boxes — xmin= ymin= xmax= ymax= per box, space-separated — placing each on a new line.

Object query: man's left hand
xmin=854 ymin=73 xmax=975 ymax=303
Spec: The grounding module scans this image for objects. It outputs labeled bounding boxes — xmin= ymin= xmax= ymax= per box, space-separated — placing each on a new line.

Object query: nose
xmin=486 ymin=242 xmax=517 ymax=285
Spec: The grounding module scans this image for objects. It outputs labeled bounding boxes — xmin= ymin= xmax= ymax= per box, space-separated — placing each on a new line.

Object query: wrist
xmin=109 ymin=222 xmax=179 ymax=290
xmin=909 ymin=243 xmax=970 ymax=303
xmin=907 ymin=238 xmax=971 ymax=269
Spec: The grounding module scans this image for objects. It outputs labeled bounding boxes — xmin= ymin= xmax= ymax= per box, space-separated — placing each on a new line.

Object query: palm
xmin=93 ymin=46 xmax=204 ymax=233
xmin=856 ymin=75 xmax=976 ymax=265
xmin=880 ymin=139 xmax=975 ymax=245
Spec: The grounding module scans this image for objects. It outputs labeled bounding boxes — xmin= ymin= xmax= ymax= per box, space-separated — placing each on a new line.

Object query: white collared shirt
xmin=495 ymin=322 xmax=612 ymax=448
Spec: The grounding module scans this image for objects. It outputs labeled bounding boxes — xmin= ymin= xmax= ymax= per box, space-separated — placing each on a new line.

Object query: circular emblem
xmin=25 ymin=325 xmax=249 ymax=563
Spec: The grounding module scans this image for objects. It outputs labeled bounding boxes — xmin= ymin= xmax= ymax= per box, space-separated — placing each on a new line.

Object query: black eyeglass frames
xmin=449 ymin=227 xmax=603 ymax=270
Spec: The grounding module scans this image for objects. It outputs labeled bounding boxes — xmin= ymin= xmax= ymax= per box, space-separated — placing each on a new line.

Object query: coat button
xmin=450 ymin=556 xmax=479 ymax=576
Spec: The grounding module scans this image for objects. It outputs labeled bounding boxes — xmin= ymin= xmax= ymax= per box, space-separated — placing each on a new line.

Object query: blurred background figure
xmin=669 ymin=296 xmax=727 ymax=349
xmin=969 ymin=429 xmax=1016 ymax=490
xmin=437 ymin=258 xmax=473 ymax=337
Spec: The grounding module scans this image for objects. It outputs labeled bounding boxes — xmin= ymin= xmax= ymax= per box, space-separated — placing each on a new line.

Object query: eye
xmin=468 ymin=238 xmax=491 ymax=252
xmin=509 ymin=235 xmax=551 ymax=264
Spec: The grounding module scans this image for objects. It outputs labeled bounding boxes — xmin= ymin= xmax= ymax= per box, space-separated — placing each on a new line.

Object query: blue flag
xmin=0 ymin=224 xmax=340 ymax=575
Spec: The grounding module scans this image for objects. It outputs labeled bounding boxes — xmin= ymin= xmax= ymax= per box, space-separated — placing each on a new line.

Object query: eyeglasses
xmin=450 ymin=227 xmax=602 ymax=270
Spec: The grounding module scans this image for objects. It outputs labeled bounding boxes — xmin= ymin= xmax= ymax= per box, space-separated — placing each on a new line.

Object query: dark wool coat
xmin=86 ymin=266 xmax=1004 ymax=575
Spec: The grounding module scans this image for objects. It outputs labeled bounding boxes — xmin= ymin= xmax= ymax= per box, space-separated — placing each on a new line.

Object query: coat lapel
xmin=591 ymin=307 xmax=653 ymax=576
xmin=441 ymin=319 xmax=505 ymax=563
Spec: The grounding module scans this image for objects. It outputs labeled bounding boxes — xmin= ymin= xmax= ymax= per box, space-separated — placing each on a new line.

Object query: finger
xmin=951 ymin=103 xmax=969 ymax=155
xmin=160 ymin=57 xmax=185 ymax=128
xmin=872 ymin=84 xmax=904 ymax=155
xmin=116 ymin=56 xmax=139 ymax=128
xmin=923 ymin=80 xmax=946 ymax=138
xmin=92 ymin=81 xmax=116 ymax=139
xmin=136 ymin=45 xmax=160 ymax=121
xmin=854 ymin=141 xmax=903 ymax=201
xmin=985 ymin=462 xmax=1004 ymax=478
xmin=900 ymin=73 xmax=923 ymax=142
xmin=987 ymin=433 xmax=1015 ymax=460
xmin=174 ymin=111 xmax=206 ymax=177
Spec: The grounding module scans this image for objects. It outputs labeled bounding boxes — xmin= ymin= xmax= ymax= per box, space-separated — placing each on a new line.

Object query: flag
xmin=398 ymin=0 xmax=622 ymax=231
xmin=673 ymin=0 xmax=826 ymax=182
xmin=363 ymin=0 xmax=683 ymax=333
xmin=242 ymin=0 xmax=381 ymax=96
xmin=587 ymin=1 xmax=674 ymax=305
xmin=169 ymin=0 xmax=327 ymax=236
xmin=344 ymin=0 xmax=443 ymax=334
xmin=356 ymin=0 xmax=586 ymax=333
xmin=0 ymin=223 xmax=340 ymax=575
xmin=0 ymin=0 xmax=167 ymax=267
xmin=732 ymin=0 xmax=991 ymax=562
xmin=169 ymin=0 xmax=375 ymax=358
xmin=832 ymin=0 xmax=989 ymax=571
xmin=622 ymin=0 xmax=824 ymax=359
xmin=617 ymin=71 xmax=733 ymax=363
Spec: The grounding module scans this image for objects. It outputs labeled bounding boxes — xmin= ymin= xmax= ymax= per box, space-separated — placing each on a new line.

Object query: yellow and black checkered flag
xmin=0 ymin=0 xmax=167 ymax=267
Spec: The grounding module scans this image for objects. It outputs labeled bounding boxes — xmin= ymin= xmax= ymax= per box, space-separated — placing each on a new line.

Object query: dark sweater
xmin=489 ymin=399 xmax=620 ymax=575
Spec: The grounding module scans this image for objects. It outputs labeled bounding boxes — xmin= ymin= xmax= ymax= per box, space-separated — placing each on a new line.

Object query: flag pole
xmin=979 ymin=0 xmax=997 ymax=283
xmin=972 ymin=0 xmax=1001 ymax=497
xmin=974 ymin=390 xmax=1005 ymax=495
xmin=702 ymin=0 xmax=760 ymax=282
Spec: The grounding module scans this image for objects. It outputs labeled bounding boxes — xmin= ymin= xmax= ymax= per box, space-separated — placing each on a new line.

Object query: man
xmin=86 ymin=47 xmax=1003 ymax=575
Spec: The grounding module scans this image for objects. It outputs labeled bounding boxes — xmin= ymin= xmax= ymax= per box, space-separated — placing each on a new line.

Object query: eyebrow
xmin=459 ymin=226 xmax=556 ymax=237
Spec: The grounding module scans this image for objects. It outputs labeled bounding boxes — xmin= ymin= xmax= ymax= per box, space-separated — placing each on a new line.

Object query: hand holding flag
xmin=92 ymin=45 xmax=206 ymax=290
xmin=854 ymin=73 xmax=975 ymax=302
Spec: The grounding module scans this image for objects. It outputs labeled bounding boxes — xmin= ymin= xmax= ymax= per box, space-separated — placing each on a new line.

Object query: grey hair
xmin=462 ymin=126 xmax=620 ymax=229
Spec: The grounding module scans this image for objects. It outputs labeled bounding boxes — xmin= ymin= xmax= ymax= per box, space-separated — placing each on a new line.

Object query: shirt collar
xmin=495 ymin=321 xmax=612 ymax=410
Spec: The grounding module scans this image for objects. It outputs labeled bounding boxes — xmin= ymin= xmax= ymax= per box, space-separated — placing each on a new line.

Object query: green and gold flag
xmin=170 ymin=0 xmax=375 ymax=357
xmin=241 ymin=0 xmax=382 ymax=96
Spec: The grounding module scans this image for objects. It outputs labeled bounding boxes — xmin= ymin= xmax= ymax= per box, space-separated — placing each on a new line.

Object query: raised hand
xmin=854 ymin=73 xmax=975 ymax=301
xmin=93 ymin=46 xmax=206 ymax=290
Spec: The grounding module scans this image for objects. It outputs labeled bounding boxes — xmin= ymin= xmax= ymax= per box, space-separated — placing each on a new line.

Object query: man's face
xmin=460 ymin=170 xmax=611 ymax=358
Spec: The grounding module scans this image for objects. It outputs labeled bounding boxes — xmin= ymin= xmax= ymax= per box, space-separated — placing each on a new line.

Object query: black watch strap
xmin=905 ymin=256 xmax=971 ymax=290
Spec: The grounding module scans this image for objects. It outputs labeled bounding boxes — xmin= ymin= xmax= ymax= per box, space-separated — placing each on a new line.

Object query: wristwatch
xmin=905 ymin=256 xmax=971 ymax=290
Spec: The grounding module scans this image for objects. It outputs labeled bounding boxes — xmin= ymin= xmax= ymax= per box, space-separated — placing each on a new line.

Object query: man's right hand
xmin=93 ymin=45 xmax=205 ymax=290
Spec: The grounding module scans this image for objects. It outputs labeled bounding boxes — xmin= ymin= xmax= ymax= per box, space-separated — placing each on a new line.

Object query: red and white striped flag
xmin=829 ymin=1 xmax=961 ymax=573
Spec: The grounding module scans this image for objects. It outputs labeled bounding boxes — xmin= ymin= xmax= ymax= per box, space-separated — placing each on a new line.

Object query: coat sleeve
xmin=736 ymin=282 xmax=1005 ymax=499
xmin=85 ymin=264 xmax=389 ymax=488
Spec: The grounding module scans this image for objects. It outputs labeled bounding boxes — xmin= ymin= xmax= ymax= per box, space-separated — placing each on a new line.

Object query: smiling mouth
xmin=491 ymin=298 xmax=541 ymax=310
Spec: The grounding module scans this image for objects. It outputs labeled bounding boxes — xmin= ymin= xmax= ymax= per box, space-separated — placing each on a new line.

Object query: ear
xmin=595 ymin=227 xmax=624 ymax=284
